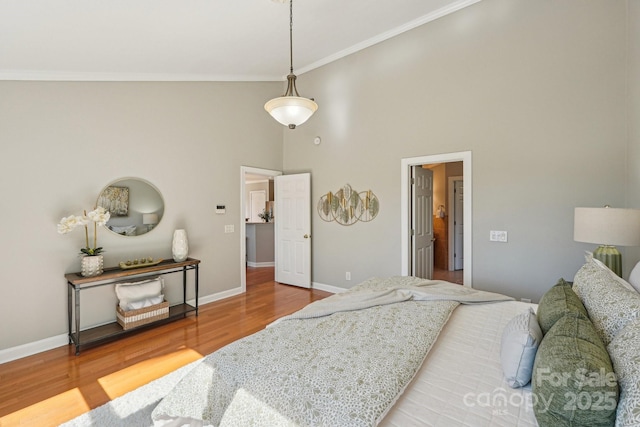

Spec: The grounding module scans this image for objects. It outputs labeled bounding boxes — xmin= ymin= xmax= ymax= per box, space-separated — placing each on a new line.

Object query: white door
xmin=453 ymin=180 xmax=464 ymax=270
xmin=411 ymin=166 xmax=434 ymax=279
xmin=249 ymin=190 xmax=266 ymax=222
xmin=275 ymin=173 xmax=311 ymax=288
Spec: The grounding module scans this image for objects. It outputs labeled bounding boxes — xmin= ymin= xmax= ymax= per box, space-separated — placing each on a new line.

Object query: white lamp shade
xmin=264 ymin=96 xmax=318 ymax=128
xmin=143 ymin=213 xmax=159 ymax=225
xmin=574 ymin=207 xmax=640 ymax=246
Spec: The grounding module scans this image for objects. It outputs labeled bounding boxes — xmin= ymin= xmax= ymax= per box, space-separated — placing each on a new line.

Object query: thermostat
xmin=216 ymin=205 xmax=226 ymax=214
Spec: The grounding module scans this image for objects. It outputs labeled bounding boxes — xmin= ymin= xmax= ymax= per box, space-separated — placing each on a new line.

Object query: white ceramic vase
xmin=81 ymin=255 xmax=104 ymax=277
xmin=172 ymin=229 xmax=189 ymax=262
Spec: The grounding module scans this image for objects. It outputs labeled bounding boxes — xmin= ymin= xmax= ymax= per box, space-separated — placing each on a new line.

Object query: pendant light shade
xmin=265 ymin=0 xmax=317 ymax=129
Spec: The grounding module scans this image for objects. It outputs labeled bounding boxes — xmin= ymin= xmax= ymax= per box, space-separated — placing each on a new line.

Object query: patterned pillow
xmin=532 ymin=311 xmax=618 ymax=427
xmin=537 ymin=278 xmax=588 ymax=335
xmin=573 ymin=260 xmax=640 ymax=345
xmin=500 ymin=308 xmax=543 ymax=388
xmin=607 ymin=318 xmax=640 ymax=427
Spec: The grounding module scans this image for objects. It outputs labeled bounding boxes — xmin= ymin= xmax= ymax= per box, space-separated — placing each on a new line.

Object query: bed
xmin=63 ymin=257 xmax=640 ymax=427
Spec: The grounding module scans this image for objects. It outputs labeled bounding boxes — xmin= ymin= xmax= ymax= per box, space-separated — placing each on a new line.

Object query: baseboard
xmin=1 ymin=287 xmax=246 ymax=365
xmin=311 ymin=281 xmax=347 ymax=294
xmin=0 ymin=333 xmax=69 ymax=365
xmin=246 ymin=261 xmax=275 ymax=268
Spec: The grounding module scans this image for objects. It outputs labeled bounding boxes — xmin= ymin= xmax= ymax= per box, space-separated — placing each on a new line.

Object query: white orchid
xmin=87 ymin=206 xmax=110 ymax=226
xmin=57 ymin=207 xmax=111 ymax=256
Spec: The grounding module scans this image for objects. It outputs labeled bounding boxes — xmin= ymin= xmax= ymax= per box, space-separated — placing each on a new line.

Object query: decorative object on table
xmin=258 ymin=208 xmax=273 ymax=223
xmin=57 ymin=206 xmax=111 ymax=277
xmin=143 ymin=213 xmax=159 ymax=232
xmin=263 ymin=0 xmax=318 ymax=129
xmin=97 ymin=186 xmax=129 ymax=217
xmin=574 ymin=205 xmax=640 ymax=277
xmin=172 ymin=229 xmax=189 ymax=262
xmin=119 ymin=257 xmax=164 ymax=270
xmin=317 ymin=184 xmax=379 ymax=226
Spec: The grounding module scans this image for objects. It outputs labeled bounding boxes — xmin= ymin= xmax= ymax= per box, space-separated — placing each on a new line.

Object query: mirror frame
xmin=97 ymin=177 xmax=165 ymax=237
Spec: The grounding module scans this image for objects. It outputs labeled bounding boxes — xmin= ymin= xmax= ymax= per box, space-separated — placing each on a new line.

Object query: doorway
xmin=240 ymin=166 xmax=282 ymax=292
xmin=401 ymin=151 xmax=472 ymax=287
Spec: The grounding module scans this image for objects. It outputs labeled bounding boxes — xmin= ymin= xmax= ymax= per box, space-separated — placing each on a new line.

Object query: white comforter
xmin=151 ymin=277 xmax=513 ymax=427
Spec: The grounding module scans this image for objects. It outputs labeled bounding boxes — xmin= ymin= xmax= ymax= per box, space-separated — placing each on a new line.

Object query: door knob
xmin=304 ymin=234 xmax=310 ymax=239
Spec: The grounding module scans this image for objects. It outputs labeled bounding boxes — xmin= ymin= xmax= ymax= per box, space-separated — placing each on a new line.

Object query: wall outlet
xmin=490 ymin=230 xmax=508 ymax=242
xmin=346 ymin=272 xmax=351 ymax=280
xmin=224 ymin=225 xmax=234 ymax=233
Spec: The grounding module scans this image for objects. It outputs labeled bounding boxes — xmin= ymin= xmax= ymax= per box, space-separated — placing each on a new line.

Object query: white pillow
xmin=109 ymin=225 xmax=137 ymax=236
xmin=122 ymin=294 xmax=165 ymax=311
xmin=115 ymin=277 xmax=164 ymax=311
xmin=500 ymin=308 xmax=543 ymax=388
xmin=591 ymin=257 xmax=637 ymax=292
xmin=607 ymin=317 xmax=640 ymax=427
xmin=628 ymin=261 xmax=640 ymax=293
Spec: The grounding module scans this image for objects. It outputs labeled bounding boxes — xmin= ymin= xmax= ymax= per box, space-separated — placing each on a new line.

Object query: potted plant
xmin=58 ymin=206 xmax=111 ymax=276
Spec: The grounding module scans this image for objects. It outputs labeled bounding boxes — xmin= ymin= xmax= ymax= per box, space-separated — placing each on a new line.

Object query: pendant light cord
xmin=289 ymin=0 xmax=294 ymax=74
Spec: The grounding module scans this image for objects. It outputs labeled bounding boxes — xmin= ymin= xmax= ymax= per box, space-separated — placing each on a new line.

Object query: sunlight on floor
xmin=0 ymin=388 xmax=89 ymax=427
xmin=0 ymin=348 xmax=203 ymax=427
xmin=98 ymin=348 xmax=203 ymax=400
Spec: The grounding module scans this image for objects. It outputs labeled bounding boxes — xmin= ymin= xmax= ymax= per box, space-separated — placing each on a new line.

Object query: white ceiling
xmin=0 ymin=0 xmax=479 ymax=82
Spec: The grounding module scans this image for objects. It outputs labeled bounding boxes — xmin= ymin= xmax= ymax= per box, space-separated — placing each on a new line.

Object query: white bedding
xmin=380 ymin=300 xmax=539 ymax=427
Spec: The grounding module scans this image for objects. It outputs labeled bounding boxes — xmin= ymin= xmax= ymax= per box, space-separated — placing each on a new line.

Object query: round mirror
xmin=97 ymin=178 xmax=164 ymax=237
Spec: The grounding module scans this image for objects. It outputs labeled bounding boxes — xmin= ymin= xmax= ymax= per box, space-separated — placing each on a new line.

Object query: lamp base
xmin=593 ymin=245 xmax=622 ymax=277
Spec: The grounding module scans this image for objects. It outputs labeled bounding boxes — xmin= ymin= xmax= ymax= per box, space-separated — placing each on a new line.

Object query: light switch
xmin=224 ymin=225 xmax=234 ymax=233
xmin=490 ymin=230 xmax=508 ymax=242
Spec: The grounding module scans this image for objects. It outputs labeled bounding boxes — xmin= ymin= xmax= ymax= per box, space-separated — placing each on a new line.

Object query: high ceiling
xmin=0 ymin=0 xmax=480 ymax=81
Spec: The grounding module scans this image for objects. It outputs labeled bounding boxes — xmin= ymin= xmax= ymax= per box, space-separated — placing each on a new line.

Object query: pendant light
xmin=264 ymin=0 xmax=318 ymax=129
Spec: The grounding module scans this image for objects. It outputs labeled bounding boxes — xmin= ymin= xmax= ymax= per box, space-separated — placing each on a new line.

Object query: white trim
xmin=401 ymin=151 xmax=472 ymax=287
xmin=246 ymin=261 xmax=275 ymax=268
xmin=297 ymin=0 xmax=482 ymax=75
xmin=0 ymin=71 xmax=282 ymax=82
xmin=311 ymin=281 xmax=347 ymax=294
xmin=448 ymin=176 xmax=463 ymax=271
xmin=0 ymin=333 xmax=68 ymax=364
xmin=240 ymin=166 xmax=282 ymax=293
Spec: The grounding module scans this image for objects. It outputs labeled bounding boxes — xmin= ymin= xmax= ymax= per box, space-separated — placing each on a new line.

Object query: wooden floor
xmin=0 ymin=267 xmax=331 ymax=426
xmin=433 ymin=268 xmax=464 ymax=285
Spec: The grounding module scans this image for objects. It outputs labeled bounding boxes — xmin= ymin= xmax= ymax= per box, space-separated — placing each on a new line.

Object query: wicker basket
xmin=116 ymin=300 xmax=169 ymax=330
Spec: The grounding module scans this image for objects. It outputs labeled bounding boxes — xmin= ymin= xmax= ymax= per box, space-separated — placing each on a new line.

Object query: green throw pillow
xmin=537 ymin=278 xmax=588 ymax=335
xmin=532 ymin=311 xmax=618 ymax=427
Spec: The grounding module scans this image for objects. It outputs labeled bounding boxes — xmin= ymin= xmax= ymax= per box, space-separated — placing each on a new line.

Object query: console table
xmin=65 ymin=257 xmax=200 ymax=355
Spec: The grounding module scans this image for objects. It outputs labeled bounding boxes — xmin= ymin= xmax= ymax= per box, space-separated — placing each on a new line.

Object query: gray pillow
xmin=500 ymin=308 xmax=543 ymax=388
xmin=532 ymin=311 xmax=617 ymax=427
xmin=536 ymin=278 xmax=588 ymax=335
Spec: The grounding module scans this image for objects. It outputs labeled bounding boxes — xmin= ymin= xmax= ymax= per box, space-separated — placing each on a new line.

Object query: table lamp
xmin=143 ymin=213 xmax=159 ymax=232
xmin=574 ymin=206 xmax=640 ymax=277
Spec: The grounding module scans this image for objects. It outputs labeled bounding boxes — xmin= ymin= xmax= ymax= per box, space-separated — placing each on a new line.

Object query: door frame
xmin=401 ymin=151 xmax=472 ymax=287
xmin=448 ymin=176 xmax=463 ymax=271
xmin=240 ymin=166 xmax=282 ymax=293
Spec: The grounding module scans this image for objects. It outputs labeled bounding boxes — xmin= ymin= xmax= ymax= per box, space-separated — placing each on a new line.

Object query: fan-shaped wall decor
xmin=318 ymin=184 xmax=379 ymax=226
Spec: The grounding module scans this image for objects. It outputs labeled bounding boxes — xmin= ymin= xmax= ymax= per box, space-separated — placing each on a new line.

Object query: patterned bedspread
xmin=152 ymin=277 xmax=512 ymax=427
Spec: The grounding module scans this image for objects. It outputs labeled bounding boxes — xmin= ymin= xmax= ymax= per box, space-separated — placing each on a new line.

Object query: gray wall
xmin=628 ymin=1 xmax=640 ymax=262
xmin=0 ymin=81 xmax=283 ymax=350
xmin=283 ymin=0 xmax=630 ymax=301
